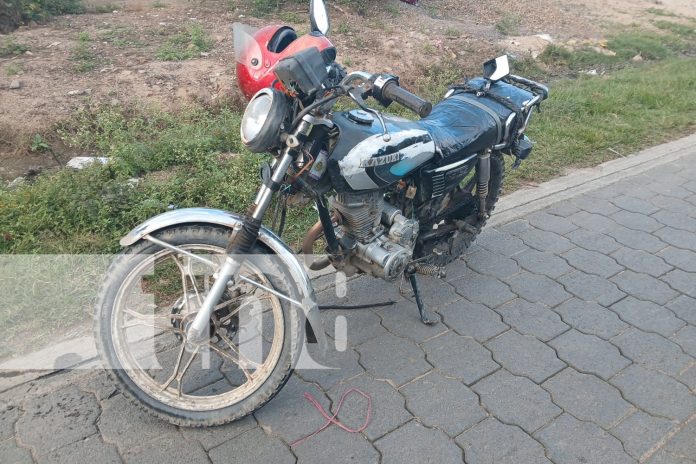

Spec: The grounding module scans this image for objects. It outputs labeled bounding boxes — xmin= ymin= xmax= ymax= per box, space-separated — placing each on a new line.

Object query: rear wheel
xmin=94 ymin=224 xmax=300 ymax=426
xmin=414 ymin=151 xmax=505 ymax=266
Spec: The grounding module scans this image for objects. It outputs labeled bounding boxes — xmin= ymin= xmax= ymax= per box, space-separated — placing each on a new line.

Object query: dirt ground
xmin=0 ymin=0 xmax=694 ymax=181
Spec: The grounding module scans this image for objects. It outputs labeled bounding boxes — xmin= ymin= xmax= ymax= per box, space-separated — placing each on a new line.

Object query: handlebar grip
xmin=381 ymin=81 xmax=433 ymax=118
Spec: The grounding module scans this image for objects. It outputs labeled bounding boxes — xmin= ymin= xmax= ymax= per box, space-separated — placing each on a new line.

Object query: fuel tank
xmin=328 ymin=109 xmax=436 ymax=191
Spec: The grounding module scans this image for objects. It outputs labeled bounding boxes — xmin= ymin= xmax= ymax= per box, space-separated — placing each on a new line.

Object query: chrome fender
xmin=120 ymin=207 xmax=327 ymax=352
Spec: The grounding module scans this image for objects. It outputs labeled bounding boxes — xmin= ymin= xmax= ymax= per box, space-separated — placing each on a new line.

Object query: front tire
xmin=94 ymin=224 xmax=301 ymax=426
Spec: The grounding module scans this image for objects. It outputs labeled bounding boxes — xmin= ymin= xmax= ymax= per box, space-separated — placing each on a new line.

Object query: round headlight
xmin=241 ymin=88 xmax=288 ymax=153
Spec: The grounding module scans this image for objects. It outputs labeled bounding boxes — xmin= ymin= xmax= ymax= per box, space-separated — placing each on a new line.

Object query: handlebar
xmin=380 ymin=80 xmax=433 ymax=118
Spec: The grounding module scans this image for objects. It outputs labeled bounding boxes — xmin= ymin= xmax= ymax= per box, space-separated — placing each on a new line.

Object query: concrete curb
xmin=488 ymin=132 xmax=696 ymax=227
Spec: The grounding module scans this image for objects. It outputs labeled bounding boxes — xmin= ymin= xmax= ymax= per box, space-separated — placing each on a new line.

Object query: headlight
xmin=241 ymin=88 xmax=288 ymax=153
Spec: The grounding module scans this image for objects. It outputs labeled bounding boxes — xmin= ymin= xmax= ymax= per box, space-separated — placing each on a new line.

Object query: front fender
xmin=120 ymin=207 xmax=327 ymax=352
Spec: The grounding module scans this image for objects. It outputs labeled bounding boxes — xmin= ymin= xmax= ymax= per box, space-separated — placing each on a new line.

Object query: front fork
xmin=186 ymin=121 xmax=311 ymax=342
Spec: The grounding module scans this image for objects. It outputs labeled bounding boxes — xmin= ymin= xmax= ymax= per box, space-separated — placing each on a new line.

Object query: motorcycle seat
xmin=417 ymin=79 xmax=535 ymax=161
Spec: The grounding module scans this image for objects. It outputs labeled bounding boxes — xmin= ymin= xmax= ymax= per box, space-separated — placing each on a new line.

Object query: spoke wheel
xmin=95 ymin=225 xmax=301 ymax=426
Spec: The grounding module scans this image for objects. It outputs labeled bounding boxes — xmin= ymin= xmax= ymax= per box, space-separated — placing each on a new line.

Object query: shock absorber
xmin=477 ymin=150 xmax=491 ymax=220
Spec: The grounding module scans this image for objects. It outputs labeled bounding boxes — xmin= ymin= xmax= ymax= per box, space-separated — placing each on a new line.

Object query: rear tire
xmin=94 ymin=224 xmax=301 ymax=427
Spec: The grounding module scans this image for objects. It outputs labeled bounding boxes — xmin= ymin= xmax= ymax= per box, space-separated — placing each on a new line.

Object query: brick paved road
xmin=2 ymin=151 xmax=696 ymax=463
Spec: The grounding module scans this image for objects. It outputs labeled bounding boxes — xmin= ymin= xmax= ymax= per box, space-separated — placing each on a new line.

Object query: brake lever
xmin=347 ymin=86 xmax=391 ymax=142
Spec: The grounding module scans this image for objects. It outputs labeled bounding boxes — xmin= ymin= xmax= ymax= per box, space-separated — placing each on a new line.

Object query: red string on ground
xmin=289 ymin=387 xmax=372 ymax=447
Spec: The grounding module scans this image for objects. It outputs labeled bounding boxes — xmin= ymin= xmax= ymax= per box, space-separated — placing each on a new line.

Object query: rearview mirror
xmin=310 ymin=0 xmax=330 ymax=35
xmin=483 ymin=55 xmax=510 ymax=82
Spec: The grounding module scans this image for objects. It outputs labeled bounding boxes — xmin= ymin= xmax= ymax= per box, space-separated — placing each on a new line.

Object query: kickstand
xmin=406 ymin=268 xmax=438 ymax=325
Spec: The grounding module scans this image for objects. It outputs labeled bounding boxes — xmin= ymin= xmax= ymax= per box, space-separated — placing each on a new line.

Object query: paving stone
xmin=658 ymin=247 xmax=696 ymax=272
xmin=208 ymin=428 xmax=294 ymax=464
xmin=561 ymin=247 xmax=624 ymax=278
xmin=647 ymin=449 xmax=694 ymax=464
xmin=611 ymin=195 xmax=660 ymax=215
xmin=0 ymin=404 xmax=20 ymax=441
xmin=558 ymin=271 xmax=626 ymax=306
xmin=293 ymin=425 xmax=379 ymax=464
xmin=608 ymin=226 xmax=669 ymax=253
xmin=666 ymin=295 xmax=696 ymax=325
xmin=16 ymin=385 xmax=100 ymax=455
xmin=400 ymin=274 xmax=462 ymax=309
xmin=549 ymin=329 xmax=630 ymax=380
xmin=565 ymin=228 xmax=622 ymax=254
xmin=527 ymin=211 xmax=578 ymax=235
xmin=655 ymin=226 xmax=696 ymax=251
xmin=614 ymin=329 xmax=693 ymax=377
xmin=375 ymin=301 xmax=447 ymax=342
xmin=181 ymin=415 xmax=256 ymax=451
xmin=321 ymin=307 xmax=388 ymax=346
xmin=298 ymin=343 xmax=364 ymax=390
xmin=438 ymin=300 xmax=509 ymax=342
xmin=649 ymin=195 xmax=696 ymax=216
xmin=569 ymin=210 xmax=618 ymax=233
xmin=611 ymin=248 xmax=673 ymax=277
xmin=513 ymin=248 xmax=572 ymax=278
xmin=542 ymin=368 xmax=632 ymax=428
xmin=503 ymin=272 xmax=571 ymax=307
xmin=571 ymin=195 xmax=620 ymax=216
xmin=611 ymin=271 xmax=678 ymax=305
xmin=476 ymin=228 xmax=529 ymax=256
xmin=317 ymin=274 xmax=403 ymax=308
xmin=0 ymin=438 xmax=33 ymax=464
xmin=652 ymin=210 xmax=696 ymax=232
xmin=517 ymin=228 xmax=575 ymax=254
xmin=149 ymin=348 xmax=224 ymax=394
xmin=456 ymin=417 xmax=550 ymax=464
xmin=553 ymin=298 xmax=628 ymax=340
xmin=354 ymin=332 xmax=431 ymax=387
xmin=497 ymin=219 xmax=532 ymax=235
xmin=37 ymin=435 xmax=120 ymax=464
xmin=684 ymin=179 xmax=696 ymax=193
xmin=486 ymin=330 xmax=565 ymax=383
xmin=400 ymin=372 xmax=486 ymax=436
xmin=465 ymin=247 xmax=521 ymax=279
xmin=611 ymin=210 xmax=662 ymax=232
xmin=678 ymin=364 xmax=696 ymax=391
xmin=122 ymin=433 xmax=211 ymax=463
xmin=422 ymin=332 xmax=499 ymax=385
xmin=585 ymin=184 xmax=627 ymax=200
xmin=671 ymin=325 xmax=696 ymax=357
xmin=611 ymin=364 xmax=696 ymax=421
xmin=661 ymin=269 xmax=696 ymax=298
xmin=611 ymin=411 xmax=675 ymax=460
xmin=496 ymin=299 xmax=569 ymax=341
xmin=472 ymin=370 xmax=561 ymax=434
xmin=77 ymin=370 xmax=118 ymax=402
xmin=451 ymin=271 xmax=516 ymax=308
xmin=254 ymin=375 xmax=332 ymax=444
xmin=611 ymin=297 xmax=686 ymax=337
xmin=98 ymin=394 xmax=177 ymax=451
xmin=546 ymin=202 xmax=582 ymax=218
xmin=374 ymin=420 xmax=463 ymax=463
xmin=536 ymin=413 xmax=634 ymax=464
xmin=327 ymin=374 xmax=411 ymax=441
xmin=663 ymin=419 xmax=696 ymax=459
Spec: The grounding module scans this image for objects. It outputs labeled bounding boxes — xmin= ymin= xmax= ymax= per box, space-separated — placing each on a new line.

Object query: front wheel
xmin=94 ymin=224 xmax=301 ymax=426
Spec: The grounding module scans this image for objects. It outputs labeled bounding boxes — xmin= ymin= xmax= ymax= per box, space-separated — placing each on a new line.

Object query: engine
xmin=331 ymin=192 xmax=419 ymax=280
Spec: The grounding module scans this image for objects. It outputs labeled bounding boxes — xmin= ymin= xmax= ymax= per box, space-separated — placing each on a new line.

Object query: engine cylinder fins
xmin=330 ymin=191 xmax=385 ymax=242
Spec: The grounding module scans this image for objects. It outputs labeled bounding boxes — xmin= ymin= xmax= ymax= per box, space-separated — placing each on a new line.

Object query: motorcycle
xmin=95 ymin=0 xmax=548 ymax=426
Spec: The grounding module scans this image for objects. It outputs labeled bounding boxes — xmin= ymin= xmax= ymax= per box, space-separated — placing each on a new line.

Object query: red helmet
xmin=235 ymin=24 xmax=335 ymax=100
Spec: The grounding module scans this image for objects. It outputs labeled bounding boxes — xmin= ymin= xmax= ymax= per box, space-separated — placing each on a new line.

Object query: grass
xmin=5 ymin=63 xmax=23 ymax=76
xmin=155 ymin=24 xmax=213 ymax=61
xmin=0 ymin=38 xmax=30 ymax=57
xmin=508 ymin=58 xmax=696 ymax=190
xmin=86 ymin=2 xmax=118 ymax=13
xmin=70 ymin=31 xmax=97 ymax=72
xmin=98 ymin=26 xmax=145 ymax=48
xmin=495 ymin=13 xmax=521 ymax=36
xmin=645 ymin=7 xmax=678 ymax=17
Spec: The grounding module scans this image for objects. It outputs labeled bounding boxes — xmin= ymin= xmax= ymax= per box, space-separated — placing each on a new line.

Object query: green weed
xmin=0 ymin=38 xmax=29 ymax=57
xmin=496 ymin=13 xmax=521 ymax=36
xmin=71 ymin=31 xmax=97 ymax=72
xmin=156 ymin=24 xmax=213 ymax=61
